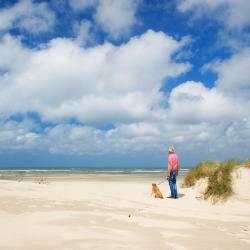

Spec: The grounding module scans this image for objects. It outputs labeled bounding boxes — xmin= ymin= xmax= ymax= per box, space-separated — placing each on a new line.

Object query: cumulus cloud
xmin=168 ymin=81 xmax=245 ymax=123
xmin=164 ymin=45 xmax=250 ymax=161
xmin=178 ymin=0 xmax=250 ymax=30
xmin=0 ymin=29 xmax=208 ymax=159
xmin=0 ymin=0 xmax=55 ymax=33
xmin=0 ymin=34 xmax=31 ymax=72
xmin=224 ymin=118 xmax=250 ymax=154
xmin=0 ymin=119 xmax=40 ymax=151
xmin=0 ymin=0 xmax=249 ymax=163
xmin=94 ymin=0 xmax=140 ymax=39
xmin=1 ymin=29 xmax=249 ymax=162
xmin=204 ymin=48 xmax=250 ymax=93
xmin=3 ymin=103 xmax=249 ymax=164
xmin=73 ymin=20 xmax=94 ymax=46
xmin=0 ymin=30 xmax=190 ymax=125
xmin=1 ymin=75 xmax=249 ymax=163
xmin=69 ymin=0 xmax=140 ymax=39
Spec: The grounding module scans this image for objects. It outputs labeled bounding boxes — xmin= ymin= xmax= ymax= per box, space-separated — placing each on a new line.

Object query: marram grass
xmin=182 ymin=159 xmax=241 ymax=203
xmin=245 ymin=159 xmax=250 ymax=169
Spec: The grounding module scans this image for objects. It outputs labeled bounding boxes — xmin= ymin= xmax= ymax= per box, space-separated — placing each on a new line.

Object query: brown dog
xmin=151 ymin=183 xmax=163 ymax=199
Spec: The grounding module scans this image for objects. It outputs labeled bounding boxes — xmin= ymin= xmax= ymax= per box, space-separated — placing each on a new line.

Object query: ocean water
xmin=0 ymin=166 xmax=191 ymax=175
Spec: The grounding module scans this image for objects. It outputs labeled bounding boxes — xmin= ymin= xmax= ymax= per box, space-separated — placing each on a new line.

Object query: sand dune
xmin=0 ymin=171 xmax=250 ymax=249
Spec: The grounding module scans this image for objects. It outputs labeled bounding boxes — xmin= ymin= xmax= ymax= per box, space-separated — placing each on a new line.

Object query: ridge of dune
xmin=231 ymin=167 xmax=250 ymax=201
xmin=183 ymin=166 xmax=250 ymax=203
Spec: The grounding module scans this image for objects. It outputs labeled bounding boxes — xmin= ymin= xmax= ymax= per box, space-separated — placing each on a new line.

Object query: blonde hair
xmin=168 ymin=145 xmax=175 ymax=153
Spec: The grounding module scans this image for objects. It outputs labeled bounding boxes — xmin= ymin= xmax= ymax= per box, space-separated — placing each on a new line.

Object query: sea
xmin=0 ymin=166 xmax=191 ymax=175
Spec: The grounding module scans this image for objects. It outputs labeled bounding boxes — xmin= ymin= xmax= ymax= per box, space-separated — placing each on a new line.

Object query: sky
xmin=0 ymin=0 xmax=250 ymax=168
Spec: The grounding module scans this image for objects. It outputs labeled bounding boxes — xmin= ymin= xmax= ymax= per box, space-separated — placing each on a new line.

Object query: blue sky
xmin=0 ymin=0 xmax=250 ymax=167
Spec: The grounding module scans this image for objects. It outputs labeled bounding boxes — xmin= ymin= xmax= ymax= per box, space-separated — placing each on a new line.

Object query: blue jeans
xmin=169 ymin=170 xmax=178 ymax=198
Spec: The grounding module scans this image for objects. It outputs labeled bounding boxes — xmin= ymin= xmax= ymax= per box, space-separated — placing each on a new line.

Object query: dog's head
xmin=152 ymin=183 xmax=157 ymax=187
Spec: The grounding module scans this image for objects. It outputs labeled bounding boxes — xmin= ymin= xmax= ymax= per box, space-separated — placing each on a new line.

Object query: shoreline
xmin=0 ymin=169 xmax=188 ymax=182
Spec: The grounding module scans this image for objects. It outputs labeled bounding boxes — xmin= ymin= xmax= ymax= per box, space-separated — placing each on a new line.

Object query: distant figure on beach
xmin=167 ymin=146 xmax=180 ymax=199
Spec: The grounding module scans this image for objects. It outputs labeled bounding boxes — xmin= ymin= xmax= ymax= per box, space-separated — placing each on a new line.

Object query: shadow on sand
xmin=177 ymin=193 xmax=185 ymax=198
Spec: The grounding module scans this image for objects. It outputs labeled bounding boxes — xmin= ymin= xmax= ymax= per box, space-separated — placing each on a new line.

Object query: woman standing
xmin=167 ymin=146 xmax=180 ymax=199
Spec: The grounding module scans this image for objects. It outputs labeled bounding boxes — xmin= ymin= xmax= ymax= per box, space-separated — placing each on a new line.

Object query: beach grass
xmin=35 ymin=176 xmax=48 ymax=184
xmin=182 ymin=159 xmax=240 ymax=203
xmin=245 ymin=159 xmax=250 ymax=169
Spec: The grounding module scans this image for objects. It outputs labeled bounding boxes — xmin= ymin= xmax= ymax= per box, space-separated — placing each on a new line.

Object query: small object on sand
xmin=128 ymin=214 xmax=131 ymax=218
xmin=36 ymin=176 xmax=47 ymax=184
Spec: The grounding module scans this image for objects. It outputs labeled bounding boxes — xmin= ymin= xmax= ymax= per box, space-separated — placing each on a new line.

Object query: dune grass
xmin=245 ymin=159 xmax=250 ymax=169
xmin=182 ymin=159 xmax=240 ymax=203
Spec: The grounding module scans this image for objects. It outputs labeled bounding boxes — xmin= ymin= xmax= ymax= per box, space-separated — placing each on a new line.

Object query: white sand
xmin=0 ymin=170 xmax=250 ymax=250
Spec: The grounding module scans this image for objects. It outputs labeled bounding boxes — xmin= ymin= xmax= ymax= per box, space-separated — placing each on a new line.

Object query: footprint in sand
xmin=240 ymin=225 xmax=250 ymax=234
xmin=229 ymin=231 xmax=247 ymax=239
xmin=217 ymin=225 xmax=227 ymax=232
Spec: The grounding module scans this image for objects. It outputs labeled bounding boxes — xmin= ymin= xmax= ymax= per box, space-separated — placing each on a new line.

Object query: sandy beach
xmin=0 ymin=170 xmax=250 ymax=250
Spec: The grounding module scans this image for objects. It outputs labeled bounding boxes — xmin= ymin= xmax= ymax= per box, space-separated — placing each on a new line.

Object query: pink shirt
xmin=168 ymin=153 xmax=180 ymax=174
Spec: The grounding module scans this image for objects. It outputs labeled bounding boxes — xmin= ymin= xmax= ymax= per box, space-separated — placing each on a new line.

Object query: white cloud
xmin=0 ymin=34 xmax=31 ymax=72
xmin=69 ymin=0 xmax=140 ymax=39
xmin=177 ymin=0 xmax=250 ymax=51
xmin=0 ymin=29 xmax=204 ymax=159
xmin=0 ymin=30 xmax=190 ymax=125
xmin=224 ymin=118 xmax=250 ymax=153
xmin=1 ymin=74 xmax=249 ymax=162
xmin=94 ymin=0 xmax=140 ymax=39
xmin=0 ymin=20 xmax=249 ymax=162
xmin=163 ymin=46 xmax=250 ymax=160
xmin=2 ymin=109 xmax=248 ymax=163
xmin=73 ymin=20 xmax=94 ymax=46
xmin=178 ymin=0 xmax=250 ymax=30
xmin=168 ymin=81 xmax=245 ymax=123
xmin=0 ymin=119 xmax=40 ymax=151
xmin=0 ymin=0 xmax=55 ymax=33
xmin=207 ymin=48 xmax=250 ymax=93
